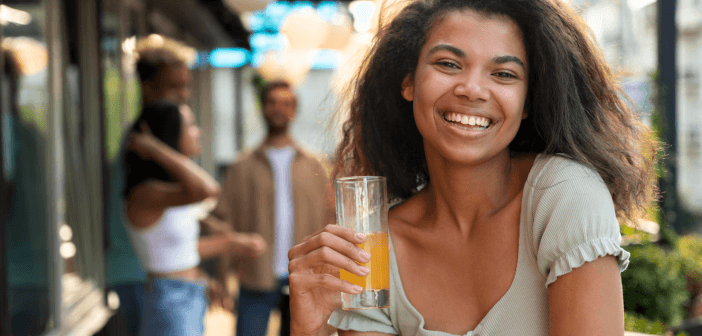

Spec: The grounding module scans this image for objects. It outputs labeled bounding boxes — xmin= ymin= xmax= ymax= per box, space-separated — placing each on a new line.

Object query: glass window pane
xmin=2 ymin=1 xmax=54 ymax=334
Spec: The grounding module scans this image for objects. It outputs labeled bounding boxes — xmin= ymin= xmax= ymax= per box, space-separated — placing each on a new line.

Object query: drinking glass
xmin=335 ymin=176 xmax=389 ymax=310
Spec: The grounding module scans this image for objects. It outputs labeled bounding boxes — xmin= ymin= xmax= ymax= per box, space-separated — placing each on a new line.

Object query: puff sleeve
xmin=328 ymin=307 xmax=397 ymax=334
xmin=530 ymin=157 xmax=630 ymax=287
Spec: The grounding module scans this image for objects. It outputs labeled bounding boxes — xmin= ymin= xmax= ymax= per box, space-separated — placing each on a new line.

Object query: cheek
xmin=496 ymin=87 xmax=526 ymax=118
xmin=412 ymin=100 xmax=434 ymax=138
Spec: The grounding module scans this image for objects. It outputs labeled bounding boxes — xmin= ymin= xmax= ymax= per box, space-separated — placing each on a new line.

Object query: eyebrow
xmin=493 ymin=55 xmax=525 ymax=70
xmin=427 ymin=44 xmax=526 ymax=70
xmin=427 ymin=44 xmax=465 ymax=58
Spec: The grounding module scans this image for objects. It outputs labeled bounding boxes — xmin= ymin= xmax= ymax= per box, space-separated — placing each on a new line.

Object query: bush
xmin=676 ymin=235 xmax=702 ymax=281
xmin=622 ymin=243 xmax=691 ymax=326
xmin=624 ymin=312 xmax=669 ymax=335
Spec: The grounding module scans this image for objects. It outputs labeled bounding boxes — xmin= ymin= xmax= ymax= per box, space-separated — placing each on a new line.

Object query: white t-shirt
xmin=266 ymin=146 xmax=296 ymax=278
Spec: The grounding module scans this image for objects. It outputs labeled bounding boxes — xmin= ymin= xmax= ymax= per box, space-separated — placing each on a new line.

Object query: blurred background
xmin=1 ymin=0 xmax=702 ymax=335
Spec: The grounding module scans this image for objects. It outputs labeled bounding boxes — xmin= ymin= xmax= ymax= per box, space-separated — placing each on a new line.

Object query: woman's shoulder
xmin=388 ymin=190 xmax=431 ymax=237
xmin=528 ymin=153 xmax=606 ymax=190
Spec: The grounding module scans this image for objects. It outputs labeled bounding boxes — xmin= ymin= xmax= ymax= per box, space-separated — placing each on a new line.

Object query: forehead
xmin=160 ymin=64 xmax=190 ymax=83
xmin=267 ymin=87 xmax=295 ymax=101
xmin=423 ymin=10 xmax=525 ymax=61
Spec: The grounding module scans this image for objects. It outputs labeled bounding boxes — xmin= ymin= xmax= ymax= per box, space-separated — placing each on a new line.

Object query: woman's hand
xmin=127 ymin=122 xmax=161 ymax=161
xmin=227 ymin=232 xmax=267 ymax=258
xmin=288 ymin=224 xmax=371 ymax=336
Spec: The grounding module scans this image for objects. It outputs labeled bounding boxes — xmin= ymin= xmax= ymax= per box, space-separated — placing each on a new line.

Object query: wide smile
xmin=440 ymin=111 xmax=493 ymax=132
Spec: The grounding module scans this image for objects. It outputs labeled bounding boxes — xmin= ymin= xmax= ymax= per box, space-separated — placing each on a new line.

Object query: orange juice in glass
xmin=335 ymin=176 xmax=389 ymax=310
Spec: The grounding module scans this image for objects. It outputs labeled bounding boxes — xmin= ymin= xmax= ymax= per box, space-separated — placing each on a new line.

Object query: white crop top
xmin=125 ymin=203 xmax=202 ymax=273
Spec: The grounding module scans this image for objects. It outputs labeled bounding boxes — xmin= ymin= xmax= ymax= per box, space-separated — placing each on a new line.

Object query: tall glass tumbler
xmin=335 ymin=176 xmax=390 ymax=310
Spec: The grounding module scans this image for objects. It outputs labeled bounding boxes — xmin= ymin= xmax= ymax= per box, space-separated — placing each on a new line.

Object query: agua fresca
xmin=340 ymin=232 xmax=389 ymax=290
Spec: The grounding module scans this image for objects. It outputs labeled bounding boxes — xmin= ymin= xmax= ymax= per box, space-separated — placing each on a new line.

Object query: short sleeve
xmin=530 ymin=157 xmax=630 ymax=287
xmin=328 ymin=307 xmax=397 ymax=334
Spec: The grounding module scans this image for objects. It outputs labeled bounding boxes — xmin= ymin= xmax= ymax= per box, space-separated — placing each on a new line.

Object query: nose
xmin=454 ymin=70 xmax=490 ymax=102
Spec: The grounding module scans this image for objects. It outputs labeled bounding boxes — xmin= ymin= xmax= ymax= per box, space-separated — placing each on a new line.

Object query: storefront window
xmin=2 ymin=1 xmax=54 ymax=334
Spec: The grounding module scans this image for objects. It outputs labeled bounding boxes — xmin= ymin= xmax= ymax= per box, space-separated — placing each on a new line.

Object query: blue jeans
xmin=140 ymin=278 xmax=207 ymax=336
xmin=112 ymin=282 xmax=144 ymax=336
xmin=237 ymin=277 xmax=290 ymax=336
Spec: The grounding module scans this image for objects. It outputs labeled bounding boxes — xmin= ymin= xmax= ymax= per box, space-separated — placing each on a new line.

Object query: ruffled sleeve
xmin=328 ymin=307 xmax=397 ymax=334
xmin=530 ymin=156 xmax=630 ymax=287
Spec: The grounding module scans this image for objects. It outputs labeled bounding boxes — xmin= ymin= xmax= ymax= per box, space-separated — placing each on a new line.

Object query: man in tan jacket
xmin=205 ymin=80 xmax=334 ymax=336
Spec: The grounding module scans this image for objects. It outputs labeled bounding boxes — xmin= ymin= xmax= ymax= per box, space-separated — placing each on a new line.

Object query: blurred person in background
xmin=135 ymin=35 xmax=193 ymax=105
xmin=103 ymin=35 xmax=208 ymax=336
xmin=2 ymin=44 xmax=52 ymax=336
xmin=123 ymin=100 xmax=265 ymax=336
xmin=203 ymin=80 xmax=334 ymax=336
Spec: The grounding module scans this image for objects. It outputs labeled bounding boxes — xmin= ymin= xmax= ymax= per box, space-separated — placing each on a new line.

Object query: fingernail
xmin=353 ymin=285 xmax=363 ymax=293
xmin=360 ymin=251 xmax=371 ymax=261
xmin=360 ymin=266 xmax=370 ymax=275
xmin=355 ymin=233 xmax=366 ymax=240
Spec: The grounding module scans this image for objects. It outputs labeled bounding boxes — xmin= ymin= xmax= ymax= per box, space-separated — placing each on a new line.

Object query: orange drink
xmin=340 ymin=232 xmax=389 ymax=290
xmin=335 ymin=176 xmax=389 ymax=310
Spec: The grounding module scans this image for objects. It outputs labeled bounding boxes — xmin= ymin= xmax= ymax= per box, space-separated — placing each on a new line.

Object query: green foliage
xmin=621 ymin=224 xmax=657 ymax=245
xmin=622 ymin=244 xmax=691 ymax=327
xmin=252 ymin=73 xmax=267 ymax=109
xmin=624 ymin=312 xmax=668 ymax=335
xmin=677 ymin=235 xmax=702 ymax=283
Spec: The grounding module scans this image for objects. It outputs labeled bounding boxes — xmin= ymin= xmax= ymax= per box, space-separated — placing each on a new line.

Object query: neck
xmin=422 ymin=148 xmax=525 ymax=235
xmin=264 ymin=130 xmax=294 ymax=148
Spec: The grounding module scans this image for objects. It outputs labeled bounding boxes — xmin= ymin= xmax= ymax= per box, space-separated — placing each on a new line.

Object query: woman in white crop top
xmin=124 ymin=100 xmax=266 ymax=336
xmin=285 ymin=0 xmax=661 ymax=335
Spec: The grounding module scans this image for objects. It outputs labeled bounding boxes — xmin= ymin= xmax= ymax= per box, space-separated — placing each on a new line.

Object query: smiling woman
xmin=286 ymin=0 xmax=661 ymax=335
xmin=401 ymin=10 xmax=529 ymax=166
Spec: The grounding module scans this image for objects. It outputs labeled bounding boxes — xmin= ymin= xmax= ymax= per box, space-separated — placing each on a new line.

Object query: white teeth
xmin=444 ymin=112 xmax=491 ymax=128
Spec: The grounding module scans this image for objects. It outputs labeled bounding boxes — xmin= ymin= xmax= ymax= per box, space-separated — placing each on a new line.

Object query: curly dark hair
xmin=124 ymin=100 xmax=183 ymax=197
xmin=334 ymin=0 xmax=660 ymax=221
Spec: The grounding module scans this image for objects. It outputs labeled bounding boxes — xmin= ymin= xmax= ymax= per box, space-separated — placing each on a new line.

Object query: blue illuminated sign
xmin=207 ymin=1 xmax=344 ymax=69
xmin=209 ymin=48 xmax=250 ymax=68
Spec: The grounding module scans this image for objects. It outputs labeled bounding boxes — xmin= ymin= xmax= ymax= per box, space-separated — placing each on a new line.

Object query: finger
xmin=290 ymin=245 xmax=370 ymax=277
xmin=289 ymin=272 xmax=363 ymax=295
xmin=309 ymin=224 xmax=367 ymax=245
xmin=289 ymin=228 xmax=369 ymax=264
xmin=291 ymin=224 xmax=367 ymax=258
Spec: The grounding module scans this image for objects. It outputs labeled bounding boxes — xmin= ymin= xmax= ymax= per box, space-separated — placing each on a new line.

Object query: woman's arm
xmin=126 ymin=127 xmax=220 ymax=227
xmin=129 ymin=127 xmax=220 ymax=204
xmin=548 ymin=255 xmax=625 ymax=336
xmin=200 ymin=214 xmax=231 ymax=234
xmin=197 ymin=231 xmax=267 ymax=260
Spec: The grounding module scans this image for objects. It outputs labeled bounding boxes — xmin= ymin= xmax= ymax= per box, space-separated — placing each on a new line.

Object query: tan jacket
xmin=211 ymin=143 xmax=334 ymax=291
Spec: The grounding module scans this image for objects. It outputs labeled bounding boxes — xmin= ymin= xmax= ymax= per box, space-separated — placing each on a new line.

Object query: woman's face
xmin=178 ymin=104 xmax=201 ymax=157
xmin=402 ymin=10 xmax=528 ymax=166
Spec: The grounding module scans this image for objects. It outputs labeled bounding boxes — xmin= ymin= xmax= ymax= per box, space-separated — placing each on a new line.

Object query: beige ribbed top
xmin=329 ymin=154 xmax=630 ymax=336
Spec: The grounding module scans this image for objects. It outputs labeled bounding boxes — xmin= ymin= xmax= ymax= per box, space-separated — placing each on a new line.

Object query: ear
xmin=401 ymin=74 xmax=414 ymax=102
xmin=521 ymin=110 xmax=528 ymax=120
